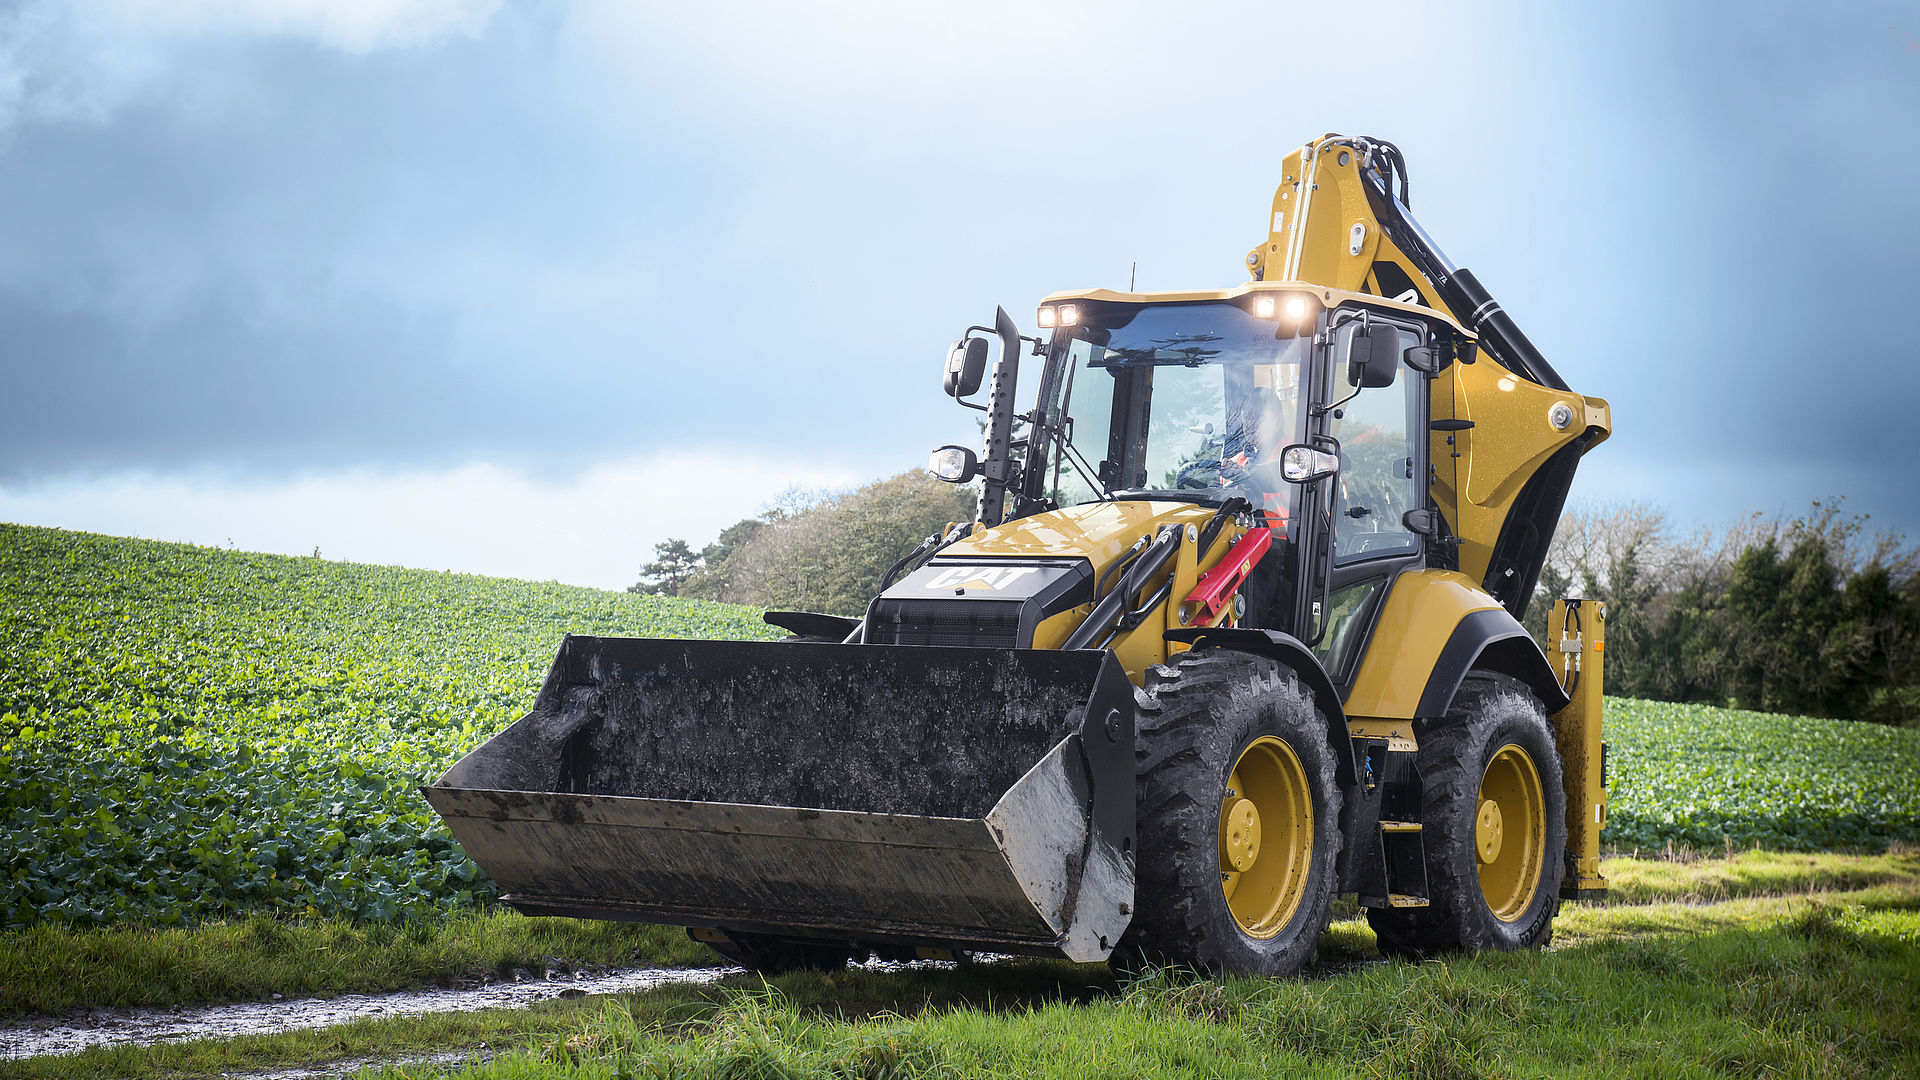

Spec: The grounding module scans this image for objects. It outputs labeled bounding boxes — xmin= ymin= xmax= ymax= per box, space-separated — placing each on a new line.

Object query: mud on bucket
xmin=423 ymin=636 xmax=1137 ymax=961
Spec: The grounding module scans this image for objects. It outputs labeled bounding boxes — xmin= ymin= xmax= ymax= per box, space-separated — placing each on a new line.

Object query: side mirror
xmin=1345 ymin=324 xmax=1401 ymax=389
xmin=1280 ymin=444 xmax=1339 ymax=483
xmin=944 ymin=337 xmax=990 ymax=398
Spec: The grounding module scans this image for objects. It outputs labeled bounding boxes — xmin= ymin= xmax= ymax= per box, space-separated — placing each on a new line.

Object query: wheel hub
xmin=1475 ymin=798 xmax=1504 ymax=863
xmin=1219 ymin=797 xmax=1262 ymax=872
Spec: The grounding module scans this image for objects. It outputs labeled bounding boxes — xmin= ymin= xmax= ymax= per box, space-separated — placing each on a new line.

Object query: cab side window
xmin=1329 ymin=327 xmax=1419 ymax=565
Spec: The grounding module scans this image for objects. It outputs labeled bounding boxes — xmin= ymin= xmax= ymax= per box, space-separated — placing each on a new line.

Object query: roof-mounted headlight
xmin=1250 ymin=292 xmax=1317 ymax=330
xmin=1035 ymin=303 xmax=1080 ymax=329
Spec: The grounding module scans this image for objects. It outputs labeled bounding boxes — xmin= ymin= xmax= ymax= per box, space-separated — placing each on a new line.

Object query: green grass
xmin=1599 ymin=847 xmax=1920 ymax=905
xmin=6 ymin=873 xmax=1914 ymax=1080
xmin=10 ymin=848 xmax=1899 ymax=1021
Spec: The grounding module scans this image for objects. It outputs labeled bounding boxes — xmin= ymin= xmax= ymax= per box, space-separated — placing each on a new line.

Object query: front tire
xmin=1369 ymin=674 xmax=1565 ymax=957
xmin=1119 ymin=650 xmax=1342 ymax=976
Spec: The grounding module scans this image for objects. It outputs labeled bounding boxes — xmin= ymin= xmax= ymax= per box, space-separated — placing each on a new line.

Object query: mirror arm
xmin=1312 ymin=384 xmax=1362 ymax=418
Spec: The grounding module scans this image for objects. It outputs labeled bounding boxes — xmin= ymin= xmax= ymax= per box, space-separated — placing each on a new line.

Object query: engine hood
xmin=943 ymin=500 xmax=1219 ymax=569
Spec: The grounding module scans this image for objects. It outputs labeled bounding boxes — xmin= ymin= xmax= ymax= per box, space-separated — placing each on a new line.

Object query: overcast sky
xmin=2 ymin=1 xmax=1916 ymax=589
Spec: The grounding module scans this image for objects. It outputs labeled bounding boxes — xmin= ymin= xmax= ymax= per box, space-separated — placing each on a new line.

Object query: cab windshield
xmin=1044 ymin=302 xmax=1309 ymax=520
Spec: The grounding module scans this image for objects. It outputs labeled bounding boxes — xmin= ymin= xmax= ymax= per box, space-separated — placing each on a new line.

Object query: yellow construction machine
xmin=425 ymin=133 xmax=1612 ymax=975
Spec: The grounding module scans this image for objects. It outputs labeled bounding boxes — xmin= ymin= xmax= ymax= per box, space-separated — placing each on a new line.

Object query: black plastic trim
xmin=1415 ymin=608 xmax=1569 ymax=718
xmin=867 ymin=560 xmax=1095 ymax=649
xmin=762 ymin=611 xmax=861 ymax=640
xmin=1483 ymin=437 xmax=1591 ymax=619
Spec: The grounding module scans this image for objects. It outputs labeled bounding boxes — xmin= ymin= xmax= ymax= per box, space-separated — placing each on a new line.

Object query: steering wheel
xmin=1173 ymin=458 xmax=1226 ymax=490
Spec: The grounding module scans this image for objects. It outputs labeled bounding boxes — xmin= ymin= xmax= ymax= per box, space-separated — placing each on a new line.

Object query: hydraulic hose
xmin=1353 ymin=142 xmax=1571 ymax=392
xmin=1062 ymin=525 xmax=1183 ymax=651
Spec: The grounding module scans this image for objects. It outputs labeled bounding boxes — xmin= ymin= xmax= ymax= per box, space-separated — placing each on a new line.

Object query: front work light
xmin=928 ymin=444 xmax=980 ymax=484
xmin=1280 ymin=444 xmax=1339 ymax=483
xmin=1036 ymin=304 xmax=1080 ymax=329
xmin=1253 ymin=295 xmax=1277 ymax=319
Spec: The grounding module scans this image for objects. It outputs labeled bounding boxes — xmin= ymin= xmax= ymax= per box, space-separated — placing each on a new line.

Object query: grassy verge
xmin=7 ymin=849 xmax=1915 ymax=1020
xmin=6 ymin=858 xmax=1915 ymax=1079
xmin=1600 ymin=845 xmax=1920 ymax=905
xmin=0 ymin=910 xmax=710 ymax=1017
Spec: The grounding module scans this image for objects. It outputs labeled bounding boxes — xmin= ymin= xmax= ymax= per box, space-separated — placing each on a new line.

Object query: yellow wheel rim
xmin=1219 ymin=736 xmax=1313 ymax=938
xmin=1477 ymin=744 xmax=1545 ymax=922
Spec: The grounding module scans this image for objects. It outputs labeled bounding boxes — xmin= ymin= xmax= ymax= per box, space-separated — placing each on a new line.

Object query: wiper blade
xmin=1108 ymin=488 xmax=1239 ymax=506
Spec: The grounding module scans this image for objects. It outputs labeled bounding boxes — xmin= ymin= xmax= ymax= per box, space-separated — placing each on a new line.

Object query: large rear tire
xmin=1369 ymin=674 xmax=1565 ymax=957
xmin=1118 ymin=650 xmax=1342 ymax=976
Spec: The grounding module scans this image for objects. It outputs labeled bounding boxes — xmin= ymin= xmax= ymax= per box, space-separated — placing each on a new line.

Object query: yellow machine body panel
xmin=947 ymin=499 xmax=1214 ymax=566
xmin=944 ymin=500 xmax=1249 ymax=683
xmin=1550 ymin=597 xmax=1609 ymax=898
xmin=1343 ymin=570 xmax=1502 ymax=721
xmin=1434 ymin=362 xmax=1611 ymax=587
xmin=1245 ymin=139 xmax=1435 ymax=306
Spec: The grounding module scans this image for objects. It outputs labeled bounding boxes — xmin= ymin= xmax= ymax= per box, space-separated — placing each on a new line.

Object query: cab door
xmin=1299 ymin=315 xmax=1435 ymax=688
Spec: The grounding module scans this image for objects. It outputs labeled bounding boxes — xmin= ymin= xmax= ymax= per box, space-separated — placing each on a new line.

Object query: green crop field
xmin=0 ymin=524 xmax=777 ymax=929
xmin=1605 ymin=698 xmax=1920 ymax=852
xmin=3 ymin=523 xmax=1918 ymax=932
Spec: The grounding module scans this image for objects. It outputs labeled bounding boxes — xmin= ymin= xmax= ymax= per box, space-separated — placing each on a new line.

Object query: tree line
xmin=630 ymin=471 xmax=976 ymax=617
xmin=1525 ymin=502 xmax=1918 ymax=727
xmin=634 ymin=481 xmax=1918 ymax=727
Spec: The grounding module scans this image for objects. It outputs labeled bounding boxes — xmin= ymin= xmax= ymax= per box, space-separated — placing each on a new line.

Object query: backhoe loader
xmin=424 ymin=133 xmax=1612 ymax=976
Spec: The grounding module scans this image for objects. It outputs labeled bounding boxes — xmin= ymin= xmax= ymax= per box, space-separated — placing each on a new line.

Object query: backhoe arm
xmin=1247 ymin=134 xmax=1611 ymax=618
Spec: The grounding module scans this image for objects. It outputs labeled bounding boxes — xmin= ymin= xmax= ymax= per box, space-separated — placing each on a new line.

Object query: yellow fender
xmin=1344 ymin=570 xmax=1567 ymax=723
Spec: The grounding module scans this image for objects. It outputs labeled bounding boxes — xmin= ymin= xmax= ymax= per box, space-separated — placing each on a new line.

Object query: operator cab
xmin=940 ymin=284 xmax=1463 ymax=685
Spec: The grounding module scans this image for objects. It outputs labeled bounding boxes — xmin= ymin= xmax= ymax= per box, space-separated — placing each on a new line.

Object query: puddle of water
xmin=0 ymin=955 xmax=974 ymax=1064
xmin=0 ymin=966 xmax=734 ymax=1061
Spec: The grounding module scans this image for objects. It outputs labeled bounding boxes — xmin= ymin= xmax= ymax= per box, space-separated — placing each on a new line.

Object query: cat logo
xmin=920 ymin=565 xmax=1039 ymax=592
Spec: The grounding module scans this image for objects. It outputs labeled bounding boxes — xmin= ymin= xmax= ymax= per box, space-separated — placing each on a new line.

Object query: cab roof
xmin=1037 ymin=281 xmax=1472 ymax=338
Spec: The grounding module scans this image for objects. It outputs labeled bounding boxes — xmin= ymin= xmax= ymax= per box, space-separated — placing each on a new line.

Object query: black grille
xmin=866 ymin=598 xmax=1023 ymax=649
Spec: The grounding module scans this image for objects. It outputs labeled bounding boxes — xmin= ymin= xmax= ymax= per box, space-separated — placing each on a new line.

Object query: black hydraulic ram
xmin=1352 ymin=139 xmax=1571 ymax=393
xmin=1061 ymin=524 xmax=1184 ymax=651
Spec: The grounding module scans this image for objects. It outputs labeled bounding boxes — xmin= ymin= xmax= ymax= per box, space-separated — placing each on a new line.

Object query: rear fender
xmin=1343 ymin=569 xmax=1566 ymax=721
xmin=1162 ymin=627 xmax=1353 ymax=785
xmin=1417 ymin=610 xmax=1569 ymax=718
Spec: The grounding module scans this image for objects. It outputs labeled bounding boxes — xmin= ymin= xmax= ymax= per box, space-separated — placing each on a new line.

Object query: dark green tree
xmin=629 ymin=538 xmax=702 ymax=597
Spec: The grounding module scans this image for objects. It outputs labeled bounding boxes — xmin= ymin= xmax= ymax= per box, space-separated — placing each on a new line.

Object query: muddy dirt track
xmin=0 ymin=965 xmax=735 ymax=1059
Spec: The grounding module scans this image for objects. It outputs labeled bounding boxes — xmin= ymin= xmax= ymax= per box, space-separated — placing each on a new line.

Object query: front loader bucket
xmin=423 ymin=637 xmax=1136 ymax=961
